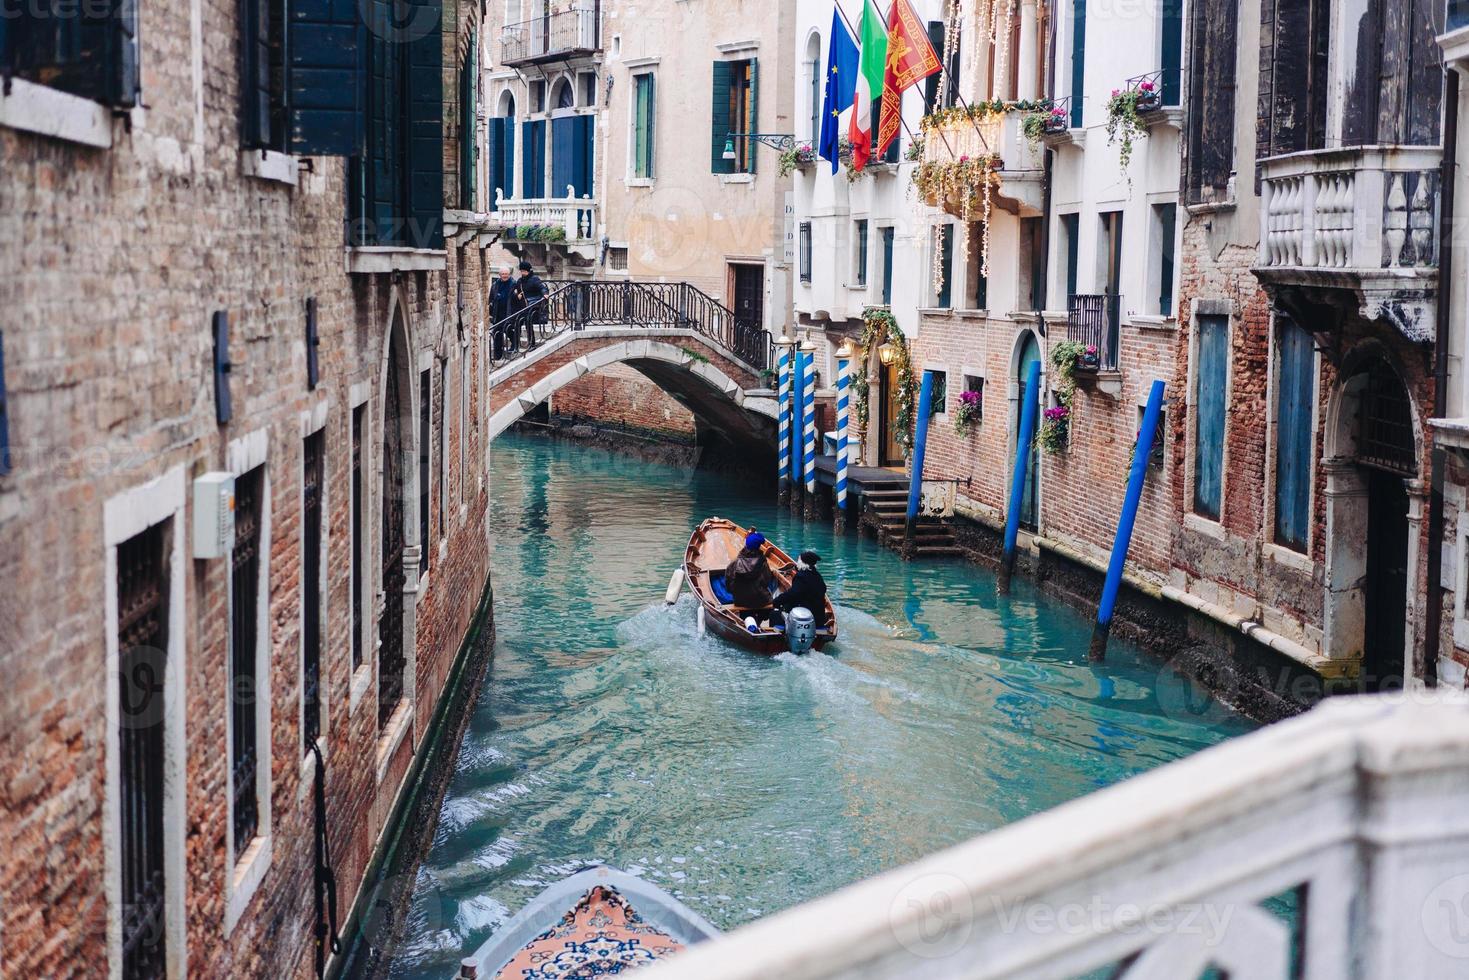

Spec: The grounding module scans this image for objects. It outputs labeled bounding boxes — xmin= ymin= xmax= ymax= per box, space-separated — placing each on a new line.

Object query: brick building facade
xmin=0 ymin=2 xmax=498 ymax=978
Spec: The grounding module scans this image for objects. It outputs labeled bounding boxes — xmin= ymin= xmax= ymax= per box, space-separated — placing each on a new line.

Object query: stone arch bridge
xmin=488 ymin=281 xmax=779 ymax=460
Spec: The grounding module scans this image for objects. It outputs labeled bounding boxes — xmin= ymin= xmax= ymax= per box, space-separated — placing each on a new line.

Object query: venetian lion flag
xmin=877 ymin=0 xmax=942 ymax=160
xmin=848 ymin=0 xmax=887 ymax=173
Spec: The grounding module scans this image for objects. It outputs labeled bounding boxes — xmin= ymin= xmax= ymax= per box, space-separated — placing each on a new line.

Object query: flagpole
xmin=834 ymin=0 xmax=996 ymax=161
xmin=833 ymin=0 xmax=957 ymax=164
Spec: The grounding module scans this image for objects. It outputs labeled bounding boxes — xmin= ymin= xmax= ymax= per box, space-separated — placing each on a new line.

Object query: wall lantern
xmin=878 ymin=341 xmax=897 ymax=366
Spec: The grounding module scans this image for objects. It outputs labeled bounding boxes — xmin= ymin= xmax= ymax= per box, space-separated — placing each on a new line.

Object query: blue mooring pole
xmin=790 ymin=347 xmax=805 ymax=512
xmin=1000 ymin=358 xmax=1042 ymax=591
xmin=777 ymin=344 xmax=793 ymax=506
xmin=1089 ymin=379 xmax=1167 ymax=661
xmin=904 ymin=370 xmax=935 ymax=557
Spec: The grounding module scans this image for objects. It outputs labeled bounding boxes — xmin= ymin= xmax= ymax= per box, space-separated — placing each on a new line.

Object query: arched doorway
xmin=1014 ymin=331 xmax=1042 ymax=529
xmin=1324 ymin=353 xmax=1418 ymax=691
xmin=878 ymin=354 xmax=906 ymax=468
xmin=379 ymin=310 xmax=413 ymax=729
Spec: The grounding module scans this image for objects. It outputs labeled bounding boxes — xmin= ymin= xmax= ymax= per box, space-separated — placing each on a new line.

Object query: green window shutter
xmin=460 ymin=37 xmax=477 ymax=208
xmin=407 ymin=0 xmax=444 ymax=248
xmin=487 ymin=117 xmax=504 ymax=206
xmin=503 ymin=120 xmax=516 ymax=199
xmin=746 ymin=57 xmax=758 ymax=174
xmin=1069 ymin=0 xmax=1086 ymax=127
xmin=634 ymin=74 xmax=656 ymax=178
xmin=711 ymin=60 xmax=734 ymax=174
xmin=287 ymin=0 xmax=362 ymax=155
xmin=924 ymin=21 xmax=945 ymax=113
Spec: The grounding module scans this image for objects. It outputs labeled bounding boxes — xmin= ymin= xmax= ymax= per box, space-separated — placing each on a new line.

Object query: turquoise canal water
xmin=387 ymin=434 xmax=1256 ymax=979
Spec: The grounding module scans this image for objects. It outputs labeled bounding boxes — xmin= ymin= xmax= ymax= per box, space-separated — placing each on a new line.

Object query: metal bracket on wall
xmin=213 ymin=310 xmax=233 ymax=424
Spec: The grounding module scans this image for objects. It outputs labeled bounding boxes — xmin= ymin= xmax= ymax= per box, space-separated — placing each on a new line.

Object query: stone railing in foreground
xmin=645 ymin=695 xmax=1469 ymax=979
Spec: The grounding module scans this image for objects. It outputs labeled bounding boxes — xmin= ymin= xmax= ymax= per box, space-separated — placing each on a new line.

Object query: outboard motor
xmin=785 ymin=607 xmax=817 ymax=655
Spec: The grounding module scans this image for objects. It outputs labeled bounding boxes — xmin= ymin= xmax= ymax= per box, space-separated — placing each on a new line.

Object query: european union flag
xmin=820 ymin=8 xmax=860 ymax=174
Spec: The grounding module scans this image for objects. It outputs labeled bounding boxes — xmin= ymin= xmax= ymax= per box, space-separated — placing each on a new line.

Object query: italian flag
xmin=849 ymin=0 xmax=888 ymax=173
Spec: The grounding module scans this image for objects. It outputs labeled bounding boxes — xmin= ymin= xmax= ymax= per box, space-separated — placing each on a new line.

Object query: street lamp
xmin=835 ymin=339 xmax=855 ymax=359
xmin=724 ymin=132 xmax=797 ymax=160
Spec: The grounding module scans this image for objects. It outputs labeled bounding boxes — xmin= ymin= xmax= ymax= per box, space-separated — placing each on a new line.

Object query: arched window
xmin=806 ymin=32 xmax=823 ymax=142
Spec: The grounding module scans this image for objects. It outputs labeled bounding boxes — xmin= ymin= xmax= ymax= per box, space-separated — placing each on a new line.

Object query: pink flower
xmin=1050 ymin=107 xmax=1067 ymax=117
xmin=1111 ymin=89 xmax=1120 ymax=98
xmin=960 ymin=390 xmax=982 ymax=406
xmin=1086 ymin=345 xmax=1097 ymax=355
xmin=1139 ymin=80 xmax=1155 ymax=92
xmin=1044 ymin=406 xmax=1070 ymax=421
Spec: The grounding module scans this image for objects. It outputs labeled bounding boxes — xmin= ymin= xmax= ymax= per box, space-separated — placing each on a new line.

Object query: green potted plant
xmin=1104 ymin=85 xmax=1149 ymax=172
xmin=778 ymin=143 xmax=818 ymax=177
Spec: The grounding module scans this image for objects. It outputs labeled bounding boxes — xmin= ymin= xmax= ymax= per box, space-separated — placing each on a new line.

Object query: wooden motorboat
xmin=456 ymin=865 xmax=720 ymax=979
xmin=682 ymin=517 xmax=837 ymax=656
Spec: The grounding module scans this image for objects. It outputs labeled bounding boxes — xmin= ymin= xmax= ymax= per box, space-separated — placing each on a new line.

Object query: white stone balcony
xmin=1256 ymin=146 xmax=1441 ymax=340
xmin=920 ymin=110 xmax=1045 ymax=218
xmin=646 ymin=694 xmax=1469 ymax=980
xmin=491 ymin=189 xmax=599 ymax=259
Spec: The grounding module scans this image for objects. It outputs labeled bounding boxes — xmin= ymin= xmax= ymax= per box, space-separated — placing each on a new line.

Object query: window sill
xmin=625 ymin=177 xmax=656 ymax=188
xmin=224 ymin=834 xmax=273 ymax=934
xmin=239 ymin=148 xmax=299 ymax=186
xmin=375 ymin=701 xmax=414 ymax=783
xmin=0 ymin=76 xmax=112 ymax=148
xmin=1183 ymin=512 xmax=1228 ymax=541
xmin=719 ymin=173 xmax=756 ymax=185
xmin=1185 ymin=199 xmax=1237 ymax=217
xmin=1128 ymin=314 xmax=1178 ymax=332
xmin=346 ymin=247 xmax=448 ymax=275
xmin=1263 ymin=542 xmax=1314 ymax=575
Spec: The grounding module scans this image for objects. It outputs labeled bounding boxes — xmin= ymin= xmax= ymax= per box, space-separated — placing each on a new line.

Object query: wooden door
xmin=879 ymin=361 xmax=905 ymax=467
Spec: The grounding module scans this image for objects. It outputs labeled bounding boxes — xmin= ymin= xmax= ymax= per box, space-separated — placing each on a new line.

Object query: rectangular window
xmin=966 ymin=221 xmax=989 ymax=310
xmin=117 ymin=522 xmax=168 ymax=980
xmin=1069 ymin=0 xmax=1087 ymax=127
xmin=1061 ymin=213 xmax=1080 ymax=299
xmin=1184 ymin=0 xmax=1236 ymax=203
xmin=1154 ymin=203 xmax=1177 ymax=316
xmin=930 ymin=371 xmax=948 ymax=417
xmin=1193 ymin=314 xmax=1229 ymax=519
xmin=880 ymin=227 xmax=895 ymax=305
xmin=800 ymin=223 xmax=813 ymax=283
xmin=609 ymin=247 xmax=629 ymax=271
xmin=230 ymin=466 xmax=263 ymax=854
xmin=0 ymin=4 xmax=139 ymax=106
xmin=420 ymin=370 xmax=431 ymax=573
xmin=1137 ymin=405 xmax=1166 ymax=470
xmin=302 ymin=431 xmax=324 ymax=751
xmin=633 ymin=73 xmax=657 ymax=178
xmin=351 ymin=405 xmax=364 ymax=671
xmin=1020 ymin=217 xmax=1044 ymax=311
xmin=808 ymin=54 xmax=821 ymax=141
xmin=965 ymin=374 xmax=985 ymax=420
xmin=924 ymin=21 xmax=947 ymax=113
xmin=1275 ymin=317 xmax=1315 ymax=551
xmin=855 ymin=220 xmax=869 ymax=286
xmin=936 ymin=224 xmax=954 ymax=309
xmin=439 ymin=361 xmax=448 ymax=540
xmin=581 ymin=71 xmax=597 ymax=108
xmin=459 ymin=34 xmax=478 ymax=207
xmin=712 ymin=58 xmax=759 ymax=174
xmin=242 ymin=0 xmax=288 ymax=150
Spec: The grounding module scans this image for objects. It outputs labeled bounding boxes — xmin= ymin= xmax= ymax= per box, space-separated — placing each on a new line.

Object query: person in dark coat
xmin=773 ymin=551 xmax=827 ymax=623
xmin=490 ymin=264 xmax=518 ymax=356
xmin=724 ymin=530 xmax=775 ymax=612
xmin=513 ymin=260 xmax=548 ymax=347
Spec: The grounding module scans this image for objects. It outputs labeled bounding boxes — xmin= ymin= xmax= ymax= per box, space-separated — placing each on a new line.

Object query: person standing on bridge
xmin=491 ymin=265 xmax=517 ymax=357
xmin=514 ymin=260 xmax=548 ymax=349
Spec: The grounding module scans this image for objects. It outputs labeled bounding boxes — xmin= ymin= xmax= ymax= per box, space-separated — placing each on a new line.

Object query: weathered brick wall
xmin=550 ymin=364 xmax=697 ymax=437
xmin=0 ymin=13 xmax=491 ymax=980
xmin=910 ymin=311 xmax=1178 ymax=579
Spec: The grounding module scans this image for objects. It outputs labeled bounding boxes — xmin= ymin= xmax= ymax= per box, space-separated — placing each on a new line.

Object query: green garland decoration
xmin=850 ymin=308 xmax=917 ymax=460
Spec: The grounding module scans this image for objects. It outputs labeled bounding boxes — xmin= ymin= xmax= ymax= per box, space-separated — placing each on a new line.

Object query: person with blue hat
xmin=724 ymin=529 xmax=776 ymax=613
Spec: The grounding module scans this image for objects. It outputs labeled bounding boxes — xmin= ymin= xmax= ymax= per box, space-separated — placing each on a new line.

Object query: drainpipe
xmin=1424 ymin=68 xmax=1458 ymax=689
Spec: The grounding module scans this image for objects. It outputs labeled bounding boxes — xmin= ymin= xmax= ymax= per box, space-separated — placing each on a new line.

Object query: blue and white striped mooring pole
xmin=834 ymin=345 xmax=851 ymax=529
xmin=904 ymin=370 xmax=936 ymax=557
xmin=801 ymin=344 xmax=819 ymax=516
xmin=790 ymin=342 xmax=805 ymax=510
xmin=1090 ymin=379 xmax=1167 ymax=661
xmin=1000 ymin=358 xmax=1042 ymax=592
xmin=777 ymin=339 xmax=793 ymax=505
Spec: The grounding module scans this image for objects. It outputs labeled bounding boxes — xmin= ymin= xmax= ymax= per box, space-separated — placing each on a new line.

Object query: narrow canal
xmin=387 ymin=433 xmax=1256 ymax=979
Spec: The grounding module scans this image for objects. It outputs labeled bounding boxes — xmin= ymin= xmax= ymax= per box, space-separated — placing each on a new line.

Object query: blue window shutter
xmin=924 ymin=21 xmax=946 ymax=113
xmin=1070 ymin=0 xmax=1086 ymax=127
xmin=0 ymin=331 xmax=10 ymax=477
xmin=487 ymin=117 xmax=505 ymax=206
xmin=213 ymin=312 xmax=233 ymax=425
xmin=503 ymin=119 xmax=516 ymax=199
xmin=1193 ymin=314 xmax=1228 ymax=519
xmin=1275 ymin=318 xmax=1314 ymax=551
xmin=1161 ymin=0 xmax=1183 ymax=106
xmin=288 ymin=0 xmax=362 ymax=155
xmin=711 ymin=60 xmax=734 ymax=174
xmin=551 ymin=115 xmax=576 ymax=196
xmin=576 ymin=113 xmax=594 ymax=197
xmin=407 ymin=0 xmax=444 ymax=248
xmin=938 ymin=225 xmax=953 ymax=309
xmin=522 ymin=119 xmax=545 ymax=198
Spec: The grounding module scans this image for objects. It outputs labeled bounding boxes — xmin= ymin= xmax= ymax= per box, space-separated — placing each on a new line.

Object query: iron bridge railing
xmin=489 ymin=280 xmax=774 ymax=376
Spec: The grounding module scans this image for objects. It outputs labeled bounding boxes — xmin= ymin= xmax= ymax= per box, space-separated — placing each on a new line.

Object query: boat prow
xmin=456 ymin=865 xmax=720 ymax=979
